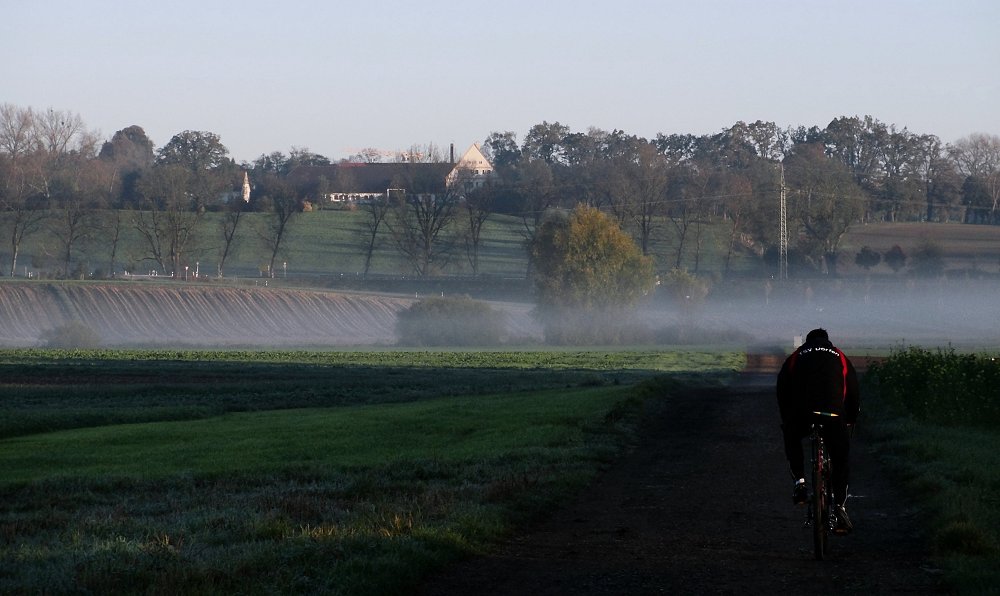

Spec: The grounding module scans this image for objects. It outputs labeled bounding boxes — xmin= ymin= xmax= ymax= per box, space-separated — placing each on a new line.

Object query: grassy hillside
xmin=10 ymin=210 xmax=768 ymax=283
xmin=13 ymin=210 xmax=532 ymax=281
xmin=9 ymin=210 xmax=1000 ymax=287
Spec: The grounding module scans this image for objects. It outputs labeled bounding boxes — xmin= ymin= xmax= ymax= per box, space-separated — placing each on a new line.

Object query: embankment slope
xmin=0 ymin=282 xmax=538 ymax=348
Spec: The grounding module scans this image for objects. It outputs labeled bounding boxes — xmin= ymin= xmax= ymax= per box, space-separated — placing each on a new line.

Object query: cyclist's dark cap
xmin=806 ymin=328 xmax=829 ymax=342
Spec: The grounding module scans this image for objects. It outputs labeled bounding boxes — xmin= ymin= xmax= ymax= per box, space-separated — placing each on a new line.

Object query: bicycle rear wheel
xmin=812 ymin=438 xmax=828 ymax=560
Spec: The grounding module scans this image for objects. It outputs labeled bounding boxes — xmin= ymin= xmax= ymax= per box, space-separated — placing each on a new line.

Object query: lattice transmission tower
xmin=779 ymin=164 xmax=788 ymax=280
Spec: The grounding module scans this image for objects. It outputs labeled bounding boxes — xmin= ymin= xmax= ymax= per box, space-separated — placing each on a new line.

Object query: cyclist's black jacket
xmin=776 ymin=338 xmax=860 ymax=427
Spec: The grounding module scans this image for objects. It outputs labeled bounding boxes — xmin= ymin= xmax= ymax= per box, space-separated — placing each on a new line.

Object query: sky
xmin=3 ymin=0 xmax=998 ymax=164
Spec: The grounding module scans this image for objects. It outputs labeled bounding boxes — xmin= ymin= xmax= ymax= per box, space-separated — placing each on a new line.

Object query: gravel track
xmin=418 ymin=371 xmax=944 ymax=595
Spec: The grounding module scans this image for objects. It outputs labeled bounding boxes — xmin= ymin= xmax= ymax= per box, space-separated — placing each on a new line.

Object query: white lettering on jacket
xmin=798 ymin=347 xmax=839 ymax=357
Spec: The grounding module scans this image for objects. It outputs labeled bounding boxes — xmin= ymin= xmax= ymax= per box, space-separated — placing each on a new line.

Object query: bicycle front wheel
xmin=812 ymin=439 xmax=828 ymax=560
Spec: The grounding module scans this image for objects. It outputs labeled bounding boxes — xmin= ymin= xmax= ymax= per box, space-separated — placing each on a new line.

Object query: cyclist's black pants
xmin=782 ymin=422 xmax=850 ymax=506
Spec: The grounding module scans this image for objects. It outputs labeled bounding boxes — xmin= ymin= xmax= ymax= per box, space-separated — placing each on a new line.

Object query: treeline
xmin=1 ymin=102 xmax=998 ymax=280
xmin=480 ymin=121 xmax=999 ymax=276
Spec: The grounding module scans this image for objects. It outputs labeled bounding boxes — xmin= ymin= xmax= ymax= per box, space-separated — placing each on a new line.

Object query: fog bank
xmin=2 ymin=280 xmax=994 ymax=352
xmin=643 ymin=278 xmax=1000 ymax=352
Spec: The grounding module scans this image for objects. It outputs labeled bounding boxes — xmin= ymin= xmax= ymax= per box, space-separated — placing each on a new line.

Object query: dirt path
xmin=418 ymin=372 xmax=945 ymax=595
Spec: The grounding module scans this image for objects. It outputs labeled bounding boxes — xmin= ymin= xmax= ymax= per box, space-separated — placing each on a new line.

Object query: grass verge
xmin=865 ymin=349 xmax=1000 ymax=594
xmin=868 ymin=416 xmax=999 ymax=592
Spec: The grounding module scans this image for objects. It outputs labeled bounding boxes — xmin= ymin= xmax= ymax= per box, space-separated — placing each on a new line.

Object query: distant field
xmin=840 ymin=222 xmax=1000 ymax=275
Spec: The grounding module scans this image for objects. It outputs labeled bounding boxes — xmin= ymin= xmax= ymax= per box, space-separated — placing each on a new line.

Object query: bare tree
xmin=50 ymin=192 xmax=98 ymax=277
xmin=719 ymin=171 xmax=759 ymax=276
xmin=254 ymin=173 xmax=299 ymax=278
xmin=0 ymin=107 xmax=41 ymax=275
xmin=665 ymin=163 xmax=710 ymax=269
xmin=513 ymin=159 xmax=558 ymax=239
xmin=630 ymin=143 xmax=670 ymax=256
xmin=46 ymin=143 xmax=107 ymax=277
xmin=217 ymin=198 xmax=245 ymax=277
xmin=35 ymin=108 xmax=86 ymax=155
xmin=600 ymin=157 xmax=632 ymax=226
xmin=134 ymin=164 xmax=203 ymax=275
xmin=461 ymin=184 xmax=494 ymax=275
xmin=396 ymin=142 xmax=444 ymax=164
xmin=352 ymin=147 xmax=386 ymax=163
xmin=0 ymin=157 xmax=47 ymax=276
xmin=0 ymin=104 xmax=36 ymax=158
xmin=387 ymin=188 xmax=458 ymax=276
xmin=105 ymin=208 xmax=125 ymax=277
xmin=361 ymin=194 xmax=391 ymax=278
xmin=950 ymin=133 xmax=1000 ymax=222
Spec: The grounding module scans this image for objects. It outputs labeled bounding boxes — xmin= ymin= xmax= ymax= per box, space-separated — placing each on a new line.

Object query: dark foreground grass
xmin=866 ymin=349 xmax=1000 ymax=593
xmin=0 ymin=373 xmax=706 ymax=594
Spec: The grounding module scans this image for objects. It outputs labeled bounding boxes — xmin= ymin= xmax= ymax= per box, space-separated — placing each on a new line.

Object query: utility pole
xmin=779 ymin=163 xmax=788 ymax=280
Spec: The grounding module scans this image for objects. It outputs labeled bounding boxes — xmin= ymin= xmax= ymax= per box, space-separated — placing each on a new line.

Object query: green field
xmin=4 ymin=345 xmax=998 ymax=593
xmin=0 ymin=349 xmax=740 ymax=594
xmin=0 ymin=349 xmax=743 ymax=439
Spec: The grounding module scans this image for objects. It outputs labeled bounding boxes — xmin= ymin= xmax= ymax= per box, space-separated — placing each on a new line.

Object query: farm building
xmin=287 ymin=143 xmax=493 ymax=205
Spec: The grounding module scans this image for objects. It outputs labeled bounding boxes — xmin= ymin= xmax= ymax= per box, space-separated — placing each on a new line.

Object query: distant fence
xmin=115 ymin=270 xmax=535 ymax=300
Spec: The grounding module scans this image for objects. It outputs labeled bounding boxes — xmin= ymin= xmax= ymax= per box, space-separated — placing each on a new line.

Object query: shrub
xmin=39 ymin=321 xmax=102 ymax=349
xmin=854 ymin=245 xmax=881 ymax=271
xmin=867 ymin=347 xmax=1000 ymax=427
xmin=884 ymin=244 xmax=907 ymax=273
xmin=911 ymin=239 xmax=946 ymax=278
xmin=395 ymin=296 xmax=505 ymax=346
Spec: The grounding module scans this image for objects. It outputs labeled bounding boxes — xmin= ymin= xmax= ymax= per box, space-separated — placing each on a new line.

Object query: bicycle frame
xmin=807 ymin=412 xmax=837 ymax=560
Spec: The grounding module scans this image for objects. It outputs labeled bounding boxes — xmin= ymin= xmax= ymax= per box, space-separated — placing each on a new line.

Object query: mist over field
xmin=1 ymin=279 xmax=996 ymax=351
xmin=647 ymin=278 xmax=1000 ymax=351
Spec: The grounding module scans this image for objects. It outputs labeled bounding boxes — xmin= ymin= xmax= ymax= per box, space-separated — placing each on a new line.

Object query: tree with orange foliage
xmin=529 ymin=205 xmax=655 ymax=344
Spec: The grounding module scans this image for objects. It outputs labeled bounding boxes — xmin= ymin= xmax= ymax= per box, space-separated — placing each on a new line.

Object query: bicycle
xmin=806 ymin=411 xmax=838 ymax=560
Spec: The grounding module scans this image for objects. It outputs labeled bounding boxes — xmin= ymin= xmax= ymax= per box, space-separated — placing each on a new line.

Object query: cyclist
xmin=776 ymin=328 xmax=860 ymax=534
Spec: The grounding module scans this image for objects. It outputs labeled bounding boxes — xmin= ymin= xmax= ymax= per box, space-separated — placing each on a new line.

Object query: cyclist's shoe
xmin=833 ymin=505 xmax=853 ymax=535
xmin=792 ymin=479 xmax=808 ymax=505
